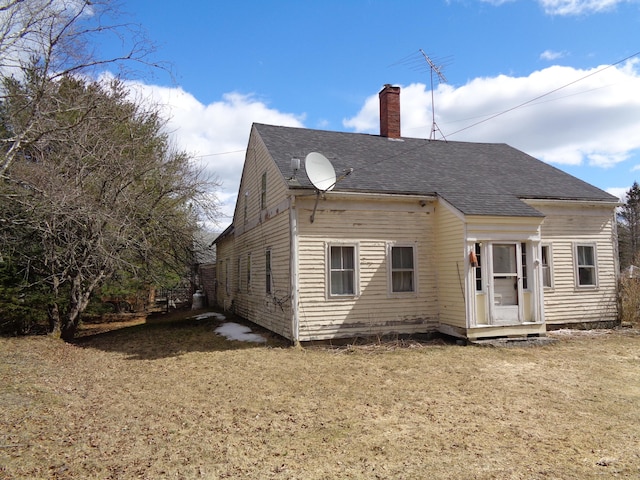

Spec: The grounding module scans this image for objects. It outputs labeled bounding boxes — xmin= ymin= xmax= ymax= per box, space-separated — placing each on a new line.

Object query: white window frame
xmin=327 ymin=243 xmax=359 ymax=298
xmin=574 ymin=243 xmax=598 ymax=288
xmin=541 ymin=244 xmax=554 ymax=289
xmin=387 ymin=242 xmax=418 ymax=295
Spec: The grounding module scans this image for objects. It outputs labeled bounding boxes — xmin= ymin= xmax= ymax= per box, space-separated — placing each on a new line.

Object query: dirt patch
xmin=1 ymin=318 xmax=639 ymax=479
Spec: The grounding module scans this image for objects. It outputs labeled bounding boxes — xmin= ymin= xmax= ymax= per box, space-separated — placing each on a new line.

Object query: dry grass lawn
xmin=1 ymin=310 xmax=639 ymax=479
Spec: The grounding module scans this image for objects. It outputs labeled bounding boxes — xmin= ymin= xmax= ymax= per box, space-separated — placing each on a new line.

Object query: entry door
xmin=491 ymin=243 xmax=521 ymax=324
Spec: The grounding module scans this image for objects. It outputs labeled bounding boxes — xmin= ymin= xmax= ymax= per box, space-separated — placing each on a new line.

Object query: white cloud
xmin=343 ymin=60 xmax=640 ymax=171
xmin=540 ymin=50 xmax=567 ymax=61
xmin=606 ymin=187 xmax=629 ymax=201
xmin=123 ymin=82 xmax=304 ymax=229
xmin=539 ymin=0 xmax=628 ymax=15
xmin=117 ymin=59 xmax=640 ymax=230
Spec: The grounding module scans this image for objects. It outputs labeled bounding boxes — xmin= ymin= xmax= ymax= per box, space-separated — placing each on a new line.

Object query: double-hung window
xmin=246 ymin=253 xmax=252 ymax=291
xmin=329 ymin=245 xmax=356 ymax=296
xmin=236 ymin=258 xmax=241 ymax=292
xmin=265 ymin=249 xmax=272 ymax=294
xmin=390 ymin=245 xmax=415 ymax=293
xmin=575 ymin=244 xmax=597 ymax=287
xmin=260 ymin=172 xmax=267 ymax=210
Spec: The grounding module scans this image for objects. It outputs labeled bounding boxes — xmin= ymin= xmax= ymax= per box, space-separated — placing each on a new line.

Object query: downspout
xmin=289 ymin=195 xmax=300 ymax=345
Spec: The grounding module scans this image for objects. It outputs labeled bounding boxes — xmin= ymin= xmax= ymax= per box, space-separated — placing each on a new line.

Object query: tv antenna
xmin=419 ymin=49 xmax=448 ymax=141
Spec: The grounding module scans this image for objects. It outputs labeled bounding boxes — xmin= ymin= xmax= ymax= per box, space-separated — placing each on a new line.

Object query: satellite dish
xmin=305 ymin=152 xmax=336 ymax=192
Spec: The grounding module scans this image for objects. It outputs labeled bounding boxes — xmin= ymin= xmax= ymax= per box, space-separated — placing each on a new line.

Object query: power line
xmin=344 ymin=50 xmax=640 ymax=174
xmin=447 ymin=50 xmax=640 ymax=138
xmin=193 ymin=149 xmax=245 ymax=159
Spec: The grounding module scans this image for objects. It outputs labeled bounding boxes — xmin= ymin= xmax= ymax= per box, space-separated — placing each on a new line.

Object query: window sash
xmin=330 ymin=246 xmax=355 ymax=295
xmin=391 ymin=246 xmax=415 ymax=292
xmin=265 ymin=250 xmax=272 ymax=294
xmin=576 ymin=245 xmax=597 ymax=287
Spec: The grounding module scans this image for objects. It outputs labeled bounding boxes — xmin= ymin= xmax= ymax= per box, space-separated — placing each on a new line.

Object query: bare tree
xmin=0 ymin=0 xmax=157 ymax=177
xmin=1 ymin=74 xmax=218 ymax=340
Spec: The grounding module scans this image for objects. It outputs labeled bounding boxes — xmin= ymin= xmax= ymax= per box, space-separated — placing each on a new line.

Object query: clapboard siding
xmin=435 ymin=203 xmax=466 ymax=329
xmin=233 ymin=130 xmax=289 ymax=229
xmin=296 ymin=201 xmax=438 ymax=341
xmin=217 ymin=123 xmax=619 ymax=342
xmin=232 ymin=210 xmax=292 ymax=338
xmin=216 ymin=129 xmax=293 ymax=339
xmin=536 ymin=204 xmax=618 ymax=324
xmin=215 ymin=236 xmax=234 ymax=309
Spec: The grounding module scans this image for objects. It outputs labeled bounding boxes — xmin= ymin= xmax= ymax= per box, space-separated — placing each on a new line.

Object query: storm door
xmin=491 ymin=243 xmax=522 ymax=324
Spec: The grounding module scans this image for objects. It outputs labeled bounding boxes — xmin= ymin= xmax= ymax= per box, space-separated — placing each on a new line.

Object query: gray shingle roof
xmin=254 ymin=123 xmax=618 ymax=217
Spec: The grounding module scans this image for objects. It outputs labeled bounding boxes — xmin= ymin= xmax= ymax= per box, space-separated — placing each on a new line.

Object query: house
xmin=214 ymin=84 xmax=620 ymax=343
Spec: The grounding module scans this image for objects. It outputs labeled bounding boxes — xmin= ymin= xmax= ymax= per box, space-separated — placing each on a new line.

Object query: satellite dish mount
xmin=305 ymin=152 xmax=336 ymax=223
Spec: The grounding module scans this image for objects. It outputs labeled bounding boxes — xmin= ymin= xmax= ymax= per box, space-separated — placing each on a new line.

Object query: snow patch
xmin=214 ymin=322 xmax=267 ymax=343
xmin=193 ymin=312 xmax=226 ymax=321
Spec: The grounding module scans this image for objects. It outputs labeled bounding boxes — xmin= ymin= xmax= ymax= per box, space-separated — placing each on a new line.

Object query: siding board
xmin=435 ymin=203 xmax=466 ymax=328
xmin=533 ymin=204 xmax=618 ymax=325
xmin=296 ymin=202 xmax=438 ymax=341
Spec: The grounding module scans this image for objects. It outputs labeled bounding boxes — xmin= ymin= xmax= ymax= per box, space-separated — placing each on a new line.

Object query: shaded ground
xmin=1 ymin=311 xmax=639 ymax=479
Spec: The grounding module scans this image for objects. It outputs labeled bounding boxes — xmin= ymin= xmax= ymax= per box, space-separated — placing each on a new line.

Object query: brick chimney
xmin=379 ymin=84 xmax=401 ymax=138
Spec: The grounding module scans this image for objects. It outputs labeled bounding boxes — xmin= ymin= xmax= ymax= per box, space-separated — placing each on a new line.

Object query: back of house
xmin=214 ymin=85 xmax=619 ymax=343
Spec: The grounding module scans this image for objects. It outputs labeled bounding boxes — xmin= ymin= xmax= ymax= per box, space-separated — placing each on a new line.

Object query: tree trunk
xmin=47 ymin=302 xmax=62 ymax=339
xmin=58 ymin=272 xmax=105 ymax=341
xmin=60 ymin=317 xmax=78 ymax=342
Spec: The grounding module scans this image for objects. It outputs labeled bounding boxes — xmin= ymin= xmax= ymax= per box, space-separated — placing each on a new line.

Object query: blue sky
xmin=108 ymin=0 xmax=640 ymax=228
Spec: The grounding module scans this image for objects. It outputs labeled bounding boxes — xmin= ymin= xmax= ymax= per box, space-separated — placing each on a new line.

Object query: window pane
xmin=331 ymin=247 xmax=342 ymax=269
xmin=542 ymin=266 xmax=551 ymax=288
xmin=392 ymin=247 xmax=413 ymax=269
xmin=331 ymin=271 xmax=354 ymax=295
xmin=493 ymin=244 xmax=516 ymax=274
xmin=392 ymin=271 xmax=413 ymax=292
xmin=579 ymin=266 xmax=596 ymax=286
xmin=578 ymin=246 xmax=594 ymax=266
xmin=342 ymin=247 xmax=354 ymax=270
xmin=331 ymin=271 xmax=343 ymax=294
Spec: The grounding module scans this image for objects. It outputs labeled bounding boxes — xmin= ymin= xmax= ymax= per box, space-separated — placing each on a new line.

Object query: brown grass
xmin=1 ymin=311 xmax=639 ymax=479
